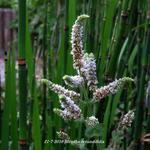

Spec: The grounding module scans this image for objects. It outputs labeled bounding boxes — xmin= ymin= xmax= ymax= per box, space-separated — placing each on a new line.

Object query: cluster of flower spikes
xmin=69 ymin=14 xmax=134 ymax=100
xmin=40 ymin=14 xmax=134 ymax=122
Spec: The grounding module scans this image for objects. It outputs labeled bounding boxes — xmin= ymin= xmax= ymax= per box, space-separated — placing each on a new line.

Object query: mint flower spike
xmin=53 ymin=95 xmax=81 ymax=121
xmin=93 ymin=77 xmax=134 ymax=102
xmin=40 ymin=79 xmax=80 ymax=100
xmin=81 ymin=53 xmax=98 ymax=91
xmin=71 ymin=14 xmax=89 ymax=71
xmin=53 ymin=107 xmax=81 ymax=121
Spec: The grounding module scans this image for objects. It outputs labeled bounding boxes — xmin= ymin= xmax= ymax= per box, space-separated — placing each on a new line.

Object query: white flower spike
xmin=93 ymin=77 xmax=134 ymax=101
xmin=71 ymin=14 xmax=89 ymax=71
xmin=40 ymin=79 xmax=80 ymax=100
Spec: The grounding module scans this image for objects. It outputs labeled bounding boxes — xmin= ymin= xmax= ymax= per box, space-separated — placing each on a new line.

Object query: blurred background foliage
xmin=0 ymin=0 xmax=150 ymax=150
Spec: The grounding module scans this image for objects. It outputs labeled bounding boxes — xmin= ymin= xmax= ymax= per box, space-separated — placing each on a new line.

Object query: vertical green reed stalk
xmin=25 ymin=4 xmax=42 ymax=150
xmin=66 ymin=0 xmax=76 ymax=74
xmin=32 ymin=81 xmax=42 ymax=150
xmin=107 ymin=0 xmax=130 ymax=78
xmin=1 ymin=52 xmax=18 ymax=150
xmin=10 ymin=50 xmax=18 ymax=150
xmin=56 ymin=0 xmax=66 ymax=82
xmin=45 ymin=2 xmax=54 ymax=150
xmin=86 ymin=0 xmax=96 ymax=53
xmin=18 ymin=0 xmax=28 ymax=149
xmin=144 ymin=56 xmax=150 ymax=150
xmin=64 ymin=0 xmax=69 ymax=75
xmin=134 ymin=1 xmax=148 ymax=149
xmin=25 ymin=8 xmax=33 ymax=146
xmin=97 ymin=0 xmax=118 ymax=82
xmin=42 ymin=0 xmax=48 ymax=147
xmin=144 ymin=80 xmax=150 ymax=150
xmin=144 ymin=81 xmax=150 ymax=150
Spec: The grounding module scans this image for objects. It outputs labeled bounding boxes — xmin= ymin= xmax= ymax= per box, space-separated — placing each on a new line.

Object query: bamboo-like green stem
xmin=18 ymin=0 xmax=28 ymax=149
xmin=144 ymin=3 xmax=150 ymax=150
xmin=144 ymin=81 xmax=150 ymax=150
xmin=107 ymin=0 xmax=130 ymax=78
xmin=42 ymin=0 xmax=48 ymax=147
xmin=64 ymin=0 xmax=69 ymax=75
xmin=10 ymin=51 xmax=18 ymax=150
xmin=97 ymin=0 xmax=118 ymax=83
xmin=133 ymin=1 xmax=148 ymax=149
xmin=86 ymin=0 xmax=96 ymax=53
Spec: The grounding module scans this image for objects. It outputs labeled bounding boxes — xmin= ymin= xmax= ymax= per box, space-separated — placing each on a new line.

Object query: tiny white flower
xmin=85 ymin=116 xmax=99 ymax=127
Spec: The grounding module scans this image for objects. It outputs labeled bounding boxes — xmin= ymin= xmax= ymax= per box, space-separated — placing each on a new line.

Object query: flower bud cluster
xmin=85 ymin=116 xmax=99 ymax=127
xmin=119 ymin=110 xmax=134 ymax=130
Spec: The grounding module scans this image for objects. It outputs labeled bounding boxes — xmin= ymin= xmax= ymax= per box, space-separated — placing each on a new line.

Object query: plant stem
xmin=18 ymin=0 xmax=28 ymax=149
xmin=133 ymin=1 xmax=148 ymax=149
